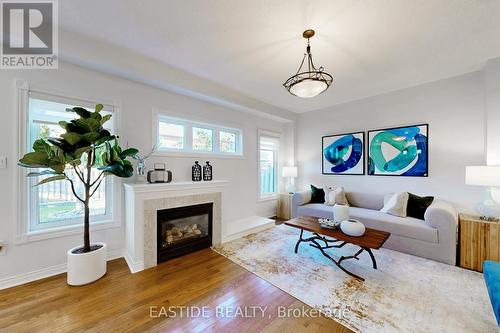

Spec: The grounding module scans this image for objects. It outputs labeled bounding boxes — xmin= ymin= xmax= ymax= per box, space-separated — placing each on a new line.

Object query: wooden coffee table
xmin=285 ymin=216 xmax=390 ymax=281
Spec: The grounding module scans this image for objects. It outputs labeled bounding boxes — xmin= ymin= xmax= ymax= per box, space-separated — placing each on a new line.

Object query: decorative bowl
xmin=340 ymin=219 xmax=366 ymax=237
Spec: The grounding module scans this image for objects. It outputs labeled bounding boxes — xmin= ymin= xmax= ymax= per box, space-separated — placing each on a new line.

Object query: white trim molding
xmin=0 ymin=248 xmax=124 ymax=290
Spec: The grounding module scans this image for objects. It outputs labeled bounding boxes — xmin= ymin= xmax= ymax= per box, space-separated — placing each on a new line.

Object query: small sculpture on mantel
xmin=130 ymin=144 xmax=156 ymax=182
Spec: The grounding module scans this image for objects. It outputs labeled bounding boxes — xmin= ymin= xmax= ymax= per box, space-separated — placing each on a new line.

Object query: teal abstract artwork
xmin=368 ymin=124 xmax=428 ymax=176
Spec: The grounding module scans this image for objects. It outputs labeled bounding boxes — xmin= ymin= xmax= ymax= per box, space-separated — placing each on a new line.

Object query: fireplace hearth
xmin=157 ymin=203 xmax=213 ymax=263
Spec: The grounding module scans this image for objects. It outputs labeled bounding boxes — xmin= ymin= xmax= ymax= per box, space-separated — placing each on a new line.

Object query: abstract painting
xmin=368 ymin=124 xmax=428 ymax=176
xmin=322 ymin=132 xmax=365 ymax=175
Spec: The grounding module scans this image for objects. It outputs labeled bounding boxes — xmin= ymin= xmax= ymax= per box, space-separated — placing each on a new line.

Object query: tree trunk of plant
xmin=83 ymin=150 xmax=93 ymax=252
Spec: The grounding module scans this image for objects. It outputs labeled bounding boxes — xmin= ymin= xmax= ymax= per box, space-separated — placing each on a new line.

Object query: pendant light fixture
xmin=283 ymin=29 xmax=333 ymax=98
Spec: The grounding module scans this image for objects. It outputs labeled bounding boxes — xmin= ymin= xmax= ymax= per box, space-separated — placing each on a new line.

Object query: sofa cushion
xmin=298 ymin=203 xmax=334 ymax=219
xmin=346 ymin=192 xmax=385 ymax=210
xmin=310 ymin=185 xmax=325 ymax=203
xmin=407 ymin=193 xmax=434 ymax=220
xmin=325 ymin=186 xmax=349 ymax=206
xmin=381 ymin=192 xmax=409 ymax=218
xmin=349 ymin=207 xmax=437 ymax=243
xmin=297 ymin=204 xmax=438 ymax=243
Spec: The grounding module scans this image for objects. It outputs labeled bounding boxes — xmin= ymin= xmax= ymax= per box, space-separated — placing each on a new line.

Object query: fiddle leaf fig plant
xmin=19 ymin=104 xmax=138 ymax=253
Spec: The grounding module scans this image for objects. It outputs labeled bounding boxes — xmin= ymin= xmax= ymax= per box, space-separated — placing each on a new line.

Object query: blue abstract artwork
xmin=368 ymin=124 xmax=428 ymax=176
xmin=322 ymin=132 xmax=365 ymax=175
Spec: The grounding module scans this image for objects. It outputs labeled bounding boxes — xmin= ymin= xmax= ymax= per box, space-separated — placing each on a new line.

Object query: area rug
xmin=212 ymin=225 xmax=497 ymax=333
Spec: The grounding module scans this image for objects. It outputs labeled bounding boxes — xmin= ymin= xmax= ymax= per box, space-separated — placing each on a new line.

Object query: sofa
xmin=291 ymin=190 xmax=458 ymax=265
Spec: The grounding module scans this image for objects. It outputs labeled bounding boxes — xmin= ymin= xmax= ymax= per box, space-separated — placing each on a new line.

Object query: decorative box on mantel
xmin=123 ymin=180 xmax=228 ymax=273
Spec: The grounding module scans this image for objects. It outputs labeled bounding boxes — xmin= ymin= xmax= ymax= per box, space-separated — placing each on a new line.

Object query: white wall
xmin=297 ymin=71 xmax=485 ymax=211
xmin=485 ymin=57 xmax=500 ymax=165
xmin=0 ymin=62 xmax=291 ymax=283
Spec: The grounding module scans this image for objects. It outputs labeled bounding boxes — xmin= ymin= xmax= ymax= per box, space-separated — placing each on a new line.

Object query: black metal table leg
xmin=292 ymin=231 xmax=379 ymax=281
xmin=364 ymin=247 xmax=377 ymax=269
xmin=294 ymin=229 xmax=304 ymax=253
xmin=310 ymin=239 xmax=366 ymax=281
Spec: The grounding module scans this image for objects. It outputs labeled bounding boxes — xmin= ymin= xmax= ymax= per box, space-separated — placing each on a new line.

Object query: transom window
xmin=26 ymin=95 xmax=114 ymax=232
xmin=156 ymin=114 xmax=243 ymax=156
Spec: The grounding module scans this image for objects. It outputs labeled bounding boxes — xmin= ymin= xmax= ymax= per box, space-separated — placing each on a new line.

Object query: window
xmin=155 ymin=113 xmax=243 ymax=156
xmin=192 ymin=127 xmax=213 ymax=151
xmin=219 ymin=131 xmax=237 ymax=153
xmin=25 ymin=95 xmax=114 ymax=232
xmin=259 ymin=134 xmax=279 ymax=199
xmin=158 ymin=121 xmax=184 ymax=149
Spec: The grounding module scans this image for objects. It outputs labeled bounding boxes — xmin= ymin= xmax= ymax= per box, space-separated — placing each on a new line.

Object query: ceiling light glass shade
xmin=287 ymin=76 xmax=331 ymax=98
xmin=283 ymin=29 xmax=333 ymax=98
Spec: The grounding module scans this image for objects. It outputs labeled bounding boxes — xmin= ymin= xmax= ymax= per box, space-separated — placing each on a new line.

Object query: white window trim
xmin=152 ymin=109 xmax=244 ymax=159
xmin=258 ymin=129 xmax=281 ymax=202
xmin=14 ymin=81 xmax=122 ymax=244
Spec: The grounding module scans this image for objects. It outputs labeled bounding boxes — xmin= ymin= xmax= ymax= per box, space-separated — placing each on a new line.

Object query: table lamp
xmin=465 ymin=166 xmax=500 ymax=221
xmin=282 ymin=166 xmax=298 ymax=194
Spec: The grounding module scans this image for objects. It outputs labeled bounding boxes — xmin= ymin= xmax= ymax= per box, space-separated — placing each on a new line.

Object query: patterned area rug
xmin=212 ymin=225 xmax=497 ymax=333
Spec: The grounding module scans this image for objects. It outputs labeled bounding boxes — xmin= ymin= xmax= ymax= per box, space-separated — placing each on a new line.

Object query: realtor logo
xmin=1 ymin=0 xmax=58 ymax=69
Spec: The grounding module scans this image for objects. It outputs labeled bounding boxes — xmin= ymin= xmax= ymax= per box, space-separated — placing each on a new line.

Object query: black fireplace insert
xmin=156 ymin=203 xmax=213 ymax=263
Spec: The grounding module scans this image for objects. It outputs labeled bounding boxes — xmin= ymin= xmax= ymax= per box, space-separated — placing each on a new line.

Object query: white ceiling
xmin=59 ymin=0 xmax=500 ymax=113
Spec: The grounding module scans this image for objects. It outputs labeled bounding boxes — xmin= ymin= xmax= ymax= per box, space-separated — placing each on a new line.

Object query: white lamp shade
xmin=282 ymin=166 xmax=298 ymax=178
xmin=465 ymin=166 xmax=500 ymax=187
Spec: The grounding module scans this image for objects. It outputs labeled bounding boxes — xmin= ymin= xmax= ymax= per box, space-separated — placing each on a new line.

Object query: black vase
xmin=192 ymin=161 xmax=202 ymax=181
xmin=203 ymin=161 xmax=213 ymax=181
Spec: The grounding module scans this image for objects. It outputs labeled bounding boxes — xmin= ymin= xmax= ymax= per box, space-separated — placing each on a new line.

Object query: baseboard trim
xmin=123 ymin=251 xmax=144 ymax=273
xmin=0 ymin=248 xmax=125 ymax=290
xmin=222 ymin=216 xmax=275 ymax=243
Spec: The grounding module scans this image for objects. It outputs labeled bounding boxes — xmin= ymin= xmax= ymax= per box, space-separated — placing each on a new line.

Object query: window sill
xmin=153 ymin=151 xmax=244 ymax=159
xmin=258 ymin=195 xmax=279 ymax=203
xmin=14 ymin=220 xmax=121 ymax=245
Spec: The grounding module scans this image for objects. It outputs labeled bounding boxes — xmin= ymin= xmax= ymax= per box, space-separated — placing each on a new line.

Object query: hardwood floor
xmin=0 ymin=249 xmax=351 ymax=333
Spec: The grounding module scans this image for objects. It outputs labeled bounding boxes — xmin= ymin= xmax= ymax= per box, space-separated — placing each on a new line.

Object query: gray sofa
xmin=291 ymin=190 xmax=458 ymax=265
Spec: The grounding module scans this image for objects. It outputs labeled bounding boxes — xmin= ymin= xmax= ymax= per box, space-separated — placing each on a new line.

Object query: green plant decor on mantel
xmin=18 ymin=104 xmax=138 ymax=253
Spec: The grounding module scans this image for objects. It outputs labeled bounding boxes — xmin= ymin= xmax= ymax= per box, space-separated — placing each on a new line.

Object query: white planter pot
xmin=340 ymin=219 xmax=366 ymax=237
xmin=67 ymin=242 xmax=107 ymax=286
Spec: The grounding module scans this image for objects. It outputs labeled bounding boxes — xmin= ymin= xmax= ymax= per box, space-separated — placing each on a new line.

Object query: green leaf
xmin=61 ymin=132 xmax=83 ymax=145
xmin=36 ymin=175 xmax=66 ymax=186
xmin=82 ymin=132 xmax=100 ymax=143
xmin=49 ymin=164 xmax=66 ymax=174
xmin=95 ymin=104 xmax=104 ymax=113
xmin=120 ymin=148 xmax=139 ymax=158
xmin=27 ymin=170 xmax=56 ymax=177
xmin=100 ymin=114 xmax=111 ymax=125
xmin=58 ymin=121 xmax=68 ymax=130
xmin=95 ymin=134 xmax=115 ymax=147
xmin=74 ymin=118 xmax=101 ymax=132
xmin=67 ymin=107 xmax=91 ymax=119
xmin=32 ymin=139 xmax=50 ymax=153
xmin=19 ymin=152 xmax=50 ymax=167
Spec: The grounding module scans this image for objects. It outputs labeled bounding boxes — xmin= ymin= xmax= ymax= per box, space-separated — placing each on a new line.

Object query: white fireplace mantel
xmin=124 ymin=180 xmax=229 ymax=193
xmin=123 ymin=180 xmax=228 ymax=273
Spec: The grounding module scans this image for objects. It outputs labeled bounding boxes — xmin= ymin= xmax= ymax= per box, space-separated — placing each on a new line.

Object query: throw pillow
xmin=310 ymin=185 xmax=325 ymax=203
xmin=325 ymin=186 xmax=349 ymax=206
xmin=407 ymin=193 xmax=434 ymax=220
xmin=380 ymin=192 xmax=409 ymax=217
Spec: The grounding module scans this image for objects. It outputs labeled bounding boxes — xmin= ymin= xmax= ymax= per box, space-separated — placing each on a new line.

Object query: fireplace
xmin=156 ymin=203 xmax=213 ymax=263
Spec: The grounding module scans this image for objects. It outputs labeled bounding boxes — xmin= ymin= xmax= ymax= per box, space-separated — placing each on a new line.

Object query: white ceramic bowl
xmin=340 ymin=219 xmax=366 ymax=237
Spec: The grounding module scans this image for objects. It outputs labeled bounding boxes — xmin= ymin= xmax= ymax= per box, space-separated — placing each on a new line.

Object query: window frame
xmin=15 ymin=81 xmax=121 ymax=244
xmin=154 ymin=111 xmax=244 ymax=158
xmin=258 ymin=130 xmax=281 ymax=201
